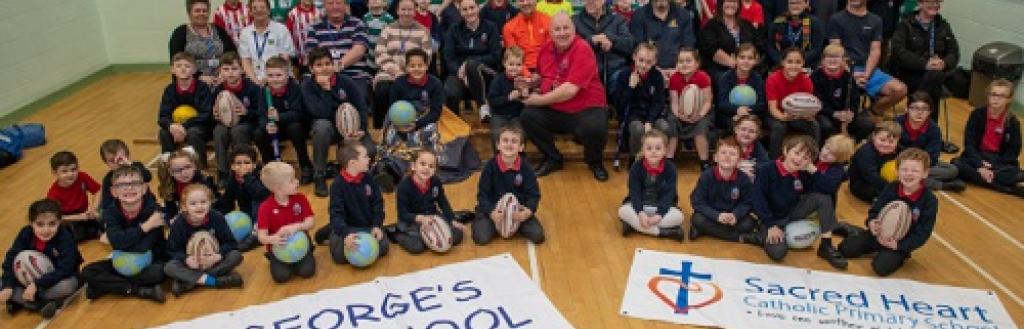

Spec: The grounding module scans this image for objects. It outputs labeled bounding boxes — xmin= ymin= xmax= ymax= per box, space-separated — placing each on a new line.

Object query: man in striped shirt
xmin=306 ymin=0 xmax=372 ymax=97
xmin=288 ymin=0 xmax=323 ymax=68
xmin=215 ymin=0 xmax=252 ymax=46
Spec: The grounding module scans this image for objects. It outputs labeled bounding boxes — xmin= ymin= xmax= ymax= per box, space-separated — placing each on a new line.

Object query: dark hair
xmin=29 ymin=199 xmax=62 ymax=223
xmin=735 ymin=43 xmax=759 ymax=58
xmin=714 ymin=0 xmax=740 ymax=21
xmin=338 ymin=141 xmax=365 ymax=169
xmin=781 ymin=134 xmax=819 ymax=160
xmin=266 ymin=55 xmax=291 ymax=70
xmin=186 ymin=0 xmax=211 ymax=12
xmin=781 ymin=47 xmax=805 ymax=61
xmin=404 ymin=48 xmax=430 ymax=67
xmin=307 ymin=47 xmax=332 ymax=66
xmin=497 ymin=122 xmax=525 ymax=143
xmin=50 ymin=151 xmax=78 ymax=170
xmin=230 ymin=144 xmax=262 ymax=166
xmin=907 ymin=91 xmax=933 ymax=112
xmin=219 ymin=51 xmax=242 ymax=67
xmin=172 ymin=51 xmax=197 ymax=65
xmin=111 ymin=164 xmax=144 ymax=182
xmin=100 ymin=139 xmax=129 ymax=159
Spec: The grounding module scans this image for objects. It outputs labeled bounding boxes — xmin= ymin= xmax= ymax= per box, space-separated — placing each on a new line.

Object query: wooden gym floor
xmin=0 ymin=72 xmax=1022 ymax=328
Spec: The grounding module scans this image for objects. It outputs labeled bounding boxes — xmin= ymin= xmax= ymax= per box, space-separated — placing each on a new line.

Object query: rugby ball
xmin=785 ymin=220 xmax=821 ymax=249
xmin=877 ymin=200 xmax=912 ymax=241
xmin=335 ymin=103 xmax=361 ymax=137
xmin=420 ymin=215 xmax=454 ymax=253
xmin=679 ymin=84 xmax=702 ymax=117
xmin=214 ymin=91 xmax=243 ymax=127
xmin=495 ymin=193 xmax=522 ymax=238
xmin=780 ymin=92 xmax=822 ymax=117
xmin=186 ymin=230 xmax=220 ymax=269
xmin=12 ymin=251 xmax=55 ymax=286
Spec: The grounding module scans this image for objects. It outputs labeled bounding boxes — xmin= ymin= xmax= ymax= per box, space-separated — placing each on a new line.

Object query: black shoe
xmin=942 ymin=142 xmax=960 ymax=154
xmin=216 ymin=273 xmax=244 ymax=288
xmin=944 ymin=180 xmax=967 ymax=193
xmin=383 ymin=224 xmax=399 ymax=241
xmin=535 ymin=160 xmax=563 ymax=177
xmin=688 ymin=227 xmax=700 ymax=241
xmin=589 ymin=164 xmax=609 ymax=182
xmin=620 ymin=220 xmax=635 ymax=237
xmin=170 ymin=280 xmax=193 ymax=296
xmin=314 ymin=225 xmax=331 ymax=245
xmin=137 ymin=286 xmax=166 ymax=303
xmin=6 ymin=302 xmax=22 ymax=315
xmin=313 ymin=171 xmax=328 ymax=197
xmin=84 ymin=284 xmax=100 ymax=300
xmin=740 ymin=232 xmax=763 ymax=246
xmin=817 ymin=244 xmax=848 ymax=270
xmin=300 ymin=166 xmax=314 ymax=185
xmin=38 ymin=300 xmax=59 ymax=319
xmin=453 ymin=211 xmax=476 ymax=224
xmin=658 ymin=227 xmax=685 ymax=242
xmin=831 ymin=221 xmax=863 ymax=237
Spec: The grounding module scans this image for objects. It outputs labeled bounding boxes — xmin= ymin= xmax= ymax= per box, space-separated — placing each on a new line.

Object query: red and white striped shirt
xmin=287 ymin=4 xmax=323 ymax=65
xmin=214 ymin=1 xmax=251 ymax=46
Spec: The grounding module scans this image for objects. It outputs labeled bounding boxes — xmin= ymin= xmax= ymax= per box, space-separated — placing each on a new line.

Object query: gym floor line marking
xmin=933 ymin=233 xmax=1024 ymax=308
xmin=528 ymin=241 xmax=540 ymax=285
xmin=939 ymin=191 xmax=1024 ymax=254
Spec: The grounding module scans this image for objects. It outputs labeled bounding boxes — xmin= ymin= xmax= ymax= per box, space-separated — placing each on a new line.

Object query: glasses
xmin=113 ymin=181 xmax=145 ymax=189
xmin=170 ymin=164 xmax=195 ymax=175
xmin=989 ymin=93 xmax=1010 ymax=99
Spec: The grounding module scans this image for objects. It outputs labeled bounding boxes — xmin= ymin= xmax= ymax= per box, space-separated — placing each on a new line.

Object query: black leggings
xmin=81 ymin=260 xmax=165 ymax=296
xmin=690 ymin=212 xmax=756 ymax=242
xmin=444 ymin=60 xmax=495 ymax=115
xmin=838 ymin=231 xmax=911 ymax=276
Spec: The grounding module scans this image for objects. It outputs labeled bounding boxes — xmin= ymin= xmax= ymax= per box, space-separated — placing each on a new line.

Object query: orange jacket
xmin=502 ymin=12 xmax=551 ymax=70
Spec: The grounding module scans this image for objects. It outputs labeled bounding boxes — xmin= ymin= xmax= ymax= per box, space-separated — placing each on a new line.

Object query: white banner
xmin=621 ymin=249 xmax=1017 ymax=329
xmin=156 ymin=254 xmax=573 ymax=329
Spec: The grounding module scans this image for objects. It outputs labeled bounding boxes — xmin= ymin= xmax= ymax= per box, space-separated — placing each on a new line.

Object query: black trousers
xmin=81 ymin=259 xmax=165 ymax=296
xmin=253 ymin=120 xmax=312 ymax=168
xmin=690 ymin=212 xmax=756 ymax=242
xmin=158 ymin=125 xmax=210 ymax=168
xmin=393 ymin=221 xmax=464 ymax=254
xmin=266 ymin=250 xmax=316 ymax=283
xmin=902 ymin=70 xmax=947 ymax=123
xmin=372 ymin=80 xmax=393 ymax=129
xmin=520 ymin=106 xmax=608 ymax=166
xmin=766 ymin=116 xmax=819 ymax=158
xmin=954 ymin=156 xmax=1024 ymax=195
xmin=444 ymin=60 xmax=495 ymax=114
xmin=472 ymin=213 xmax=545 ymax=245
xmin=838 ymin=231 xmax=911 ymax=276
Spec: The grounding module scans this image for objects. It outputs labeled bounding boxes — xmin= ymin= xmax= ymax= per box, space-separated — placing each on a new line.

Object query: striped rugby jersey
xmin=214 ymin=1 xmax=251 ymax=46
xmin=287 ymin=4 xmax=323 ymax=65
xmin=305 ymin=15 xmax=372 ymax=80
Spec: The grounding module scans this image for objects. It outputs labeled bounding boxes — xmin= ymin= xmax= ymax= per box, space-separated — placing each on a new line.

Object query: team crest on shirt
xmin=339 ymin=89 xmax=348 ymax=100
xmin=481 ymin=33 xmax=488 ymax=44
xmin=329 ymin=48 xmax=343 ymax=60
xmin=730 ymin=187 xmax=740 ymax=200
xmin=243 ymin=97 xmax=251 ymax=107
xmin=431 ymin=186 xmax=439 ymax=198
xmin=912 ymin=208 xmax=920 ymax=222
xmin=514 ymin=173 xmax=523 ymax=186
xmin=669 ymin=19 xmax=678 ymax=28
xmin=833 ymin=88 xmax=842 ymax=98
xmin=793 ymin=179 xmax=803 ymax=193
xmin=421 ymin=91 xmax=429 ymax=103
xmin=365 ymin=184 xmax=373 ymax=196
xmin=292 ymin=203 xmax=303 ymax=216
xmin=268 ymin=38 xmax=276 ymax=46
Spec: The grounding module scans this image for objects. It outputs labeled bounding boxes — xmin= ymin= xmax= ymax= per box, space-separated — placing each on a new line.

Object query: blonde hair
xmin=822 ymin=134 xmax=855 ymax=163
xmin=874 ymin=121 xmax=902 ymax=139
xmin=261 ymin=161 xmax=295 ymax=190
xmin=503 ymin=46 xmax=525 ymax=64
xmin=822 ymin=44 xmax=845 ymax=58
xmin=988 ymin=79 xmax=1016 ymax=98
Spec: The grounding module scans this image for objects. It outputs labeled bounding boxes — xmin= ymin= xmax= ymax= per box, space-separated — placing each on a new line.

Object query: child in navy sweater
xmin=387 ymin=48 xmax=444 ymax=131
xmin=301 ymin=47 xmax=375 ymax=197
xmin=714 ymin=44 xmax=766 ymax=131
xmin=159 ymin=52 xmax=213 ymax=169
xmin=99 ymin=140 xmax=155 ymax=217
xmin=257 ymin=162 xmax=317 ymax=283
xmin=811 ymin=45 xmax=875 ymax=142
xmin=212 ymin=52 xmax=267 ymax=183
xmin=689 ymin=136 xmax=755 ymax=242
xmin=810 ymin=134 xmax=855 ymax=199
xmin=898 ymin=92 xmax=964 ymax=192
xmin=618 ymin=130 xmax=684 ymax=240
xmin=472 ymin=125 xmax=545 ymax=245
xmin=391 ymin=149 xmax=465 ymax=253
xmin=839 ymin=148 xmax=939 ymax=276
xmin=157 ymin=150 xmax=226 ymax=219
xmin=953 ymin=79 xmax=1024 ymax=197
xmin=751 ymin=135 xmax=846 ymax=269
xmin=486 ymin=46 xmax=527 ymax=148
xmin=259 ymin=56 xmax=313 ymax=183
xmin=732 ymin=114 xmax=771 ymax=181
xmin=612 ymin=43 xmax=671 ymax=165
xmin=0 ymin=199 xmax=82 ymax=318
xmin=849 ymin=121 xmax=901 ymax=202
xmin=164 ymin=184 xmax=244 ymax=296
xmin=82 ymin=166 xmax=167 ymax=303
xmin=378 ymin=49 xmax=444 ymax=192
xmin=47 ymin=151 xmax=102 ymax=242
xmin=220 ymin=145 xmax=270 ymax=251
xmin=319 ymin=142 xmax=390 ymax=265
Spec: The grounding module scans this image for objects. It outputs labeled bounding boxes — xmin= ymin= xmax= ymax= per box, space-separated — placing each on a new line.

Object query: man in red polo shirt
xmin=522 ymin=12 xmax=610 ymax=181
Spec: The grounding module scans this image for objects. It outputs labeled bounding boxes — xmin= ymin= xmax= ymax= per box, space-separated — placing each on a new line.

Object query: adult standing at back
xmin=890 ymin=0 xmax=958 ymax=123
xmin=481 ymin=0 xmax=519 ymax=32
xmin=827 ymin=0 xmax=906 ymax=114
xmin=444 ymin=0 xmax=504 ymax=120
xmin=504 ymin=0 xmax=552 ymax=72
xmin=631 ymin=0 xmax=697 ymax=71
xmin=573 ymin=0 xmax=634 ymax=84
xmin=305 ymin=0 xmax=373 ymax=98
xmin=521 ymin=13 xmax=610 ymax=181
xmin=765 ymin=0 xmax=825 ymax=68
xmin=214 ymin=0 xmax=252 ymax=46
xmin=170 ymin=0 xmax=239 ymax=85
xmin=240 ymin=0 xmax=297 ymax=85
xmin=699 ymin=0 xmax=760 ymax=79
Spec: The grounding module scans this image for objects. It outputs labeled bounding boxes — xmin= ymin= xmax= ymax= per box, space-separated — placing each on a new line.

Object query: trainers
xmin=620 ymin=220 xmax=635 ymax=237
xmin=137 ymin=286 xmax=166 ymax=303
xmin=740 ymin=232 xmax=763 ymax=246
xmin=817 ymin=244 xmax=848 ymax=270
xmin=170 ymin=280 xmax=193 ymax=296
xmin=658 ymin=227 xmax=685 ymax=242
xmin=39 ymin=300 xmax=59 ymax=319
xmin=216 ymin=273 xmax=244 ymax=288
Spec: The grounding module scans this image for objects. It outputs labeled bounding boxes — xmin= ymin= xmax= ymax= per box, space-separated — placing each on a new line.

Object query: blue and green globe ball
xmin=388 ymin=100 xmax=417 ymax=127
xmin=729 ymin=85 xmax=757 ymax=107
xmin=111 ymin=250 xmax=153 ymax=277
xmin=344 ymin=232 xmax=380 ymax=267
xmin=225 ymin=211 xmax=253 ymax=242
xmin=272 ymin=231 xmax=311 ymax=264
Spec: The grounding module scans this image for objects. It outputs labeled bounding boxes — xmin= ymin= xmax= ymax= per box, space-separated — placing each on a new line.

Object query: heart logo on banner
xmin=647 ymin=277 xmax=724 ymax=314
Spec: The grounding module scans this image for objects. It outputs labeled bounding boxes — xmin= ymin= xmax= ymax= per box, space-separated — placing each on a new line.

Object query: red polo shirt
xmin=668 ymin=70 xmax=712 ymax=92
xmin=536 ymin=36 xmax=607 ymax=113
xmin=981 ymin=108 xmax=1007 ymax=153
xmin=257 ymin=193 xmax=314 ymax=251
xmin=47 ymin=172 xmax=100 ymax=215
xmin=765 ymin=70 xmax=813 ymax=102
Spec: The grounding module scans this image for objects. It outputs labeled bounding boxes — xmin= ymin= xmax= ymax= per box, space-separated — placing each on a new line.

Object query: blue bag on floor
xmin=10 ymin=123 xmax=46 ymax=148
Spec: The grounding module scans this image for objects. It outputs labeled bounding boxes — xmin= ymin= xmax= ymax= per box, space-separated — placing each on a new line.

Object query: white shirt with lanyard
xmin=240 ymin=21 xmax=296 ymax=80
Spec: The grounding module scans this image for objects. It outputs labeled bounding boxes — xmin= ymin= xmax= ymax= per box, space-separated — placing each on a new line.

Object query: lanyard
xmin=927 ymin=22 xmax=935 ymax=57
xmin=785 ymin=21 xmax=801 ymax=45
xmin=253 ymin=30 xmax=270 ymax=61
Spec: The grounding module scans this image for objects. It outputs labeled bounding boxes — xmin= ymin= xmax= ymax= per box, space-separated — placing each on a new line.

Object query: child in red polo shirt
xmin=766 ymin=48 xmax=819 ymax=158
xmin=953 ymin=79 xmax=1024 ymax=197
xmin=257 ymin=162 xmax=316 ymax=283
xmin=47 ymin=151 xmax=101 ymax=242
